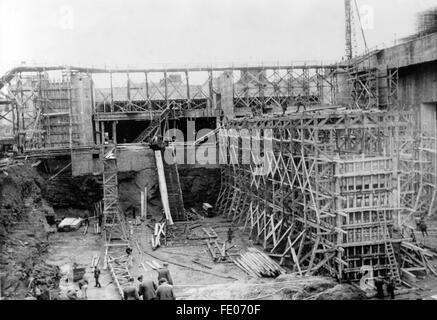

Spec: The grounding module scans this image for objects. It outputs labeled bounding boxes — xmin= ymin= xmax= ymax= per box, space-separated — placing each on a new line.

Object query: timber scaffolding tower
xmin=101 ymin=122 xmax=133 ymax=297
xmin=215 ymin=110 xmax=416 ymax=282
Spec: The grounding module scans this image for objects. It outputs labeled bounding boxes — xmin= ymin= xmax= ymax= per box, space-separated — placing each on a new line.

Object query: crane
xmin=344 ymin=0 xmax=368 ymax=60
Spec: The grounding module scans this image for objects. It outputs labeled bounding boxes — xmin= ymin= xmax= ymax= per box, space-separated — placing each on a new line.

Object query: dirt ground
xmin=45 ymin=230 xmax=119 ymax=300
xmin=43 ymin=211 xmax=437 ymax=300
xmin=41 ymin=214 xmax=363 ymax=300
xmin=46 ymin=214 xmax=335 ymax=300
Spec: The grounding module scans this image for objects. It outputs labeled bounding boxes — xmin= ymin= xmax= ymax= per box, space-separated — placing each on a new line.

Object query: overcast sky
xmin=1 ymin=0 xmax=437 ymax=74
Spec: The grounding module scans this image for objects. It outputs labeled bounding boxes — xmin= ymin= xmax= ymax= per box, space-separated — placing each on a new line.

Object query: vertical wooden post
xmin=110 ymin=72 xmax=114 ymax=113
xmin=185 ymin=70 xmax=191 ymax=110
xmin=112 ymin=121 xmax=117 ymax=145
xmin=68 ymin=78 xmax=73 ymax=150
xmin=164 ymin=70 xmax=168 ymax=110
xmin=208 ymin=70 xmax=214 ymax=117
xmin=141 ymin=191 xmax=145 ymax=218
xmin=126 ymin=73 xmax=131 ymax=111
xmin=144 ymin=187 xmax=148 ymax=218
xmin=144 ymin=72 xmax=151 ymax=112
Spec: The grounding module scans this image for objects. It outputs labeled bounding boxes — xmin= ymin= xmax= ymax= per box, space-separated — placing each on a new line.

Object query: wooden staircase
xmin=133 ymin=107 xmax=172 ymax=143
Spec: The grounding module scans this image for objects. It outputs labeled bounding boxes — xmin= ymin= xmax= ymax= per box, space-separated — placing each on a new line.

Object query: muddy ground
xmin=2 ymin=162 xmax=437 ymax=300
xmin=45 ymin=214 xmax=366 ymax=300
xmin=40 ymin=209 xmax=437 ymax=300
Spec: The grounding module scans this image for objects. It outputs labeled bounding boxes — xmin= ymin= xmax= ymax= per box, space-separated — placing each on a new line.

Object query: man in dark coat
xmin=94 ymin=266 xmax=102 ymax=288
xmin=374 ymin=276 xmax=385 ymax=299
xmin=156 ymin=278 xmax=176 ymax=300
xmin=227 ymin=227 xmax=234 ymax=243
xmin=123 ymin=278 xmax=140 ymax=300
xmin=138 ymin=275 xmax=158 ymax=300
xmin=386 ymin=276 xmax=396 ymax=300
xmin=156 ymin=263 xmax=173 ymax=285
xmin=419 ymin=217 xmax=429 ymax=237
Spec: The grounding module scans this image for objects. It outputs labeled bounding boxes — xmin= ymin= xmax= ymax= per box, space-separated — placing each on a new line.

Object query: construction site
xmin=1 ymin=1 xmax=437 ymax=301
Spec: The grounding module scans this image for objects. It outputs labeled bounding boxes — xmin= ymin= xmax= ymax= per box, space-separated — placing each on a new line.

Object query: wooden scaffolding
xmin=216 ymin=110 xmax=420 ymax=283
xmin=101 ymin=123 xmax=132 ymax=298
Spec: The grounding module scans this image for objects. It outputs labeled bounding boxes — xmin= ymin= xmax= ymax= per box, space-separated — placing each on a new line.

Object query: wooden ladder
xmin=164 ymin=156 xmax=185 ymax=221
xmin=378 ymin=211 xmax=401 ymax=285
xmin=102 ymin=145 xmax=131 ymax=299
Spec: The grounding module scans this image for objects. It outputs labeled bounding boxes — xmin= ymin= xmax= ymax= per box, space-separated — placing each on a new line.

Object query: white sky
xmin=1 ymin=0 xmax=437 ymax=74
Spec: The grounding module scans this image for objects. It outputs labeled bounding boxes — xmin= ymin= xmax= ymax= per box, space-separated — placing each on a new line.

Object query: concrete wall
xmin=352 ymin=33 xmax=437 ymax=112
xmin=398 ymin=60 xmax=437 ymax=107
xmin=71 ymin=74 xmax=94 ymax=147
xmin=72 ymin=148 xmax=156 ymax=176
xmin=71 ymin=151 xmax=100 ymax=176
xmin=357 ymin=33 xmax=437 ymax=70
xmin=214 ymin=71 xmax=234 ymax=119
xmin=378 ymin=33 xmax=437 ymax=69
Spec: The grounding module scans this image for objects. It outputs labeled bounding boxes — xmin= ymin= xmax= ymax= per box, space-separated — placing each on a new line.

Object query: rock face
xmin=0 ymin=163 xmax=61 ymax=299
xmin=118 ymin=167 xmax=221 ymax=216
xmin=118 ymin=169 xmax=161 ymax=215
xmin=40 ymin=174 xmax=102 ymax=211
xmin=178 ymin=168 xmax=221 ymax=210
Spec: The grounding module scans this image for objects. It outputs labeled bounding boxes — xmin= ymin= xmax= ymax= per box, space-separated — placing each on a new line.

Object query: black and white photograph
xmin=1 ymin=0 xmax=437 ymax=306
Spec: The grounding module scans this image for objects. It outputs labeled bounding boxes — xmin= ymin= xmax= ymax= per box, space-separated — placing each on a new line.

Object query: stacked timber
xmin=232 ymin=247 xmax=286 ymax=278
xmin=400 ymin=241 xmax=437 ymax=278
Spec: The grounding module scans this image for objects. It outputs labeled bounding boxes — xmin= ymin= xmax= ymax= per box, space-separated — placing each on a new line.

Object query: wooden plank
xmin=144 ymin=187 xmax=148 ymax=217
xmin=141 ymin=191 xmax=144 ymax=218
xmin=291 ymin=248 xmax=302 ymax=276
xmin=192 ymin=260 xmax=213 ymax=269
xmin=154 ymin=151 xmax=173 ymax=225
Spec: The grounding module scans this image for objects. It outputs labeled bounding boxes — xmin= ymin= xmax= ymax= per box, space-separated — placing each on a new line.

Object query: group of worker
xmin=374 ymin=275 xmax=396 ymax=300
xmin=69 ymin=265 xmax=102 ymax=300
xmin=280 ymin=95 xmax=307 ymax=115
xmin=122 ymin=263 xmax=176 ymax=300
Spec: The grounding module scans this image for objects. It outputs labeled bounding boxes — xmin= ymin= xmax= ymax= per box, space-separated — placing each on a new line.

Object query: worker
xmin=227 ymin=227 xmax=234 ymax=244
xmin=83 ymin=215 xmax=90 ymax=227
xmin=419 ymin=217 xmax=429 ymax=237
xmin=415 ymin=216 xmax=421 ymax=231
xmin=123 ymin=277 xmax=140 ymax=300
xmin=386 ymin=276 xmax=396 ymax=300
xmin=410 ymin=229 xmax=417 ymax=243
xmin=282 ymin=103 xmax=288 ymax=116
xmin=78 ymin=279 xmax=88 ymax=299
xmin=156 ymin=278 xmax=176 ymax=300
xmin=98 ymin=213 xmax=103 ymax=230
xmin=374 ymin=276 xmax=385 ymax=299
xmin=138 ymin=275 xmax=158 ymax=300
xmin=156 ymin=263 xmax=173 ymax=285
xmin=294 ymin=95 xmax=306 ymax=113
xmin=94 ymin=266 xmax=101 ymax=288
